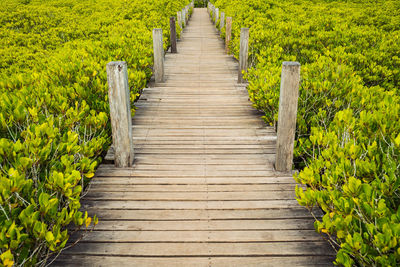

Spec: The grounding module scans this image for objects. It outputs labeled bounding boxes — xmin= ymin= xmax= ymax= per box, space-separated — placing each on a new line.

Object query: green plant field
xmin=0 ymin=0 xmax=189 ymax=265
xmin=212 ymin=0 xmax=400 ymax=266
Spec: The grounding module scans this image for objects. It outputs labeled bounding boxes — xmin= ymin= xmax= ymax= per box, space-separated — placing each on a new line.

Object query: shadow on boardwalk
xmin=53 ymin=8 xmax=335 ymax=267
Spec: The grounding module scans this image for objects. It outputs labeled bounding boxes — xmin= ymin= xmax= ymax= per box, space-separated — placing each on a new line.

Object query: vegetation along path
xmin=54 ymin=8 xmax=335 ymax=266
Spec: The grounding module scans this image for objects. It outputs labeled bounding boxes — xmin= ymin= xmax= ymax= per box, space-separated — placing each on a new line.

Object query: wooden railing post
xmin=182 ymin=9 xmax=186 ymax=27
xmin=213 ymin=6 xmax=216 ymax=22
xmin=215 ymin=8 xmax=219 ymax=25
xmin=170 ymin=17 xmax=177 ymax=53
xmin=220 ymin=12 xmax=225 ymax=32
xmin=177 ymin=11 xmax=182 ymax=30
xmin=238 ymin=28 xmax=249 ymax=83
xmin=106 ymin=61 xmax=134 ymax=167
xmin=152 ymin=28 xmax=164 ymax=83
xmin=225 ymin=17 xmax=232 ymax=54
xmin=275 ymin=62 xmax=301 ymax=172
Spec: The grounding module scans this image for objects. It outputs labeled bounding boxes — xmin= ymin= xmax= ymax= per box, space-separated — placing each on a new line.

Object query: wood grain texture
xmin=106 ymin=61 xmax=134 ymax=167
xmin=275 ymin=61 xmax=300 ymax=171
xmin=238 ymin=27 xmax=249 ymax=83
xmin=169 ymin=17 xmax=177 ymax=53
xmin=225 ymin=17 xmax=232 ymax=54
xmin=53 ymin=8 xmax=333 ymax=267
xmin=152 ymin=28 xmax=164 ymax=83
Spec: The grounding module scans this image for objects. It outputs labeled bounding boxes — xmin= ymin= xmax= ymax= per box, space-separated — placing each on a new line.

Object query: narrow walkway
xmin=55 ymin=8 xmax=334 ymax=266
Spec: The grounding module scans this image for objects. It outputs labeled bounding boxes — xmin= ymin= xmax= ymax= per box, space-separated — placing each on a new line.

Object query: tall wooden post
xmin=275 ymin=62 xmax=301 ymax=172
xmin=238 ymin=28 xmax=249 ymax=83
xmin=182 ymin=9 xmax=186 ymax=27
xmin=106 ymin=61 xmax=134 ymax=167
xmin=152 ymin=28 xmax=164 ymax=83
xmin=215 ymin=8 xmax=219 ymax=24
xmin=225 ymin=17 xmax=232 ymax=54
xmin=220 ymin=12 xmax=225 ymax=32
xmin=177 ymin=11 xmax=182 ymax=30
xmin=213 ymin=6 xmax=216 ymax=22
xmin=170 ymin=17 xmax=177 ymax=53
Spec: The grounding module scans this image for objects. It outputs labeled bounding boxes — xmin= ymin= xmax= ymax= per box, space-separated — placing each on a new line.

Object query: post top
xmin=282 ymin=61 xmax=300 ymax=66
xmin=107 ymin=61 xmax=127 ymax=67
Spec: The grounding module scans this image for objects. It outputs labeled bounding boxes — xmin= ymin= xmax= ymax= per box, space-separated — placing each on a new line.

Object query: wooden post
xmin=215 ymin=8 xmax=219 ymax=25
xmin=182 ymin=9 xmax=186 ymax=27
xmin=275 ymin=62 xmax=301 ymax=172
xmin=170 ymin=17 xmax=177 ymax=53
xmin=213 ymin=6 xmax=216 ymax=22
xmin=177 ymin=11 xmax=182 ymax=30
xmin=225 ymin=17 xmax=232 ymax=54
xmin=152 ymin=28 xmax=164 ymax=83
xmin=220 ymin=12 xmax=225 ymax=32
xmin=238 ymin=28 xmax=249 ymax=83
xmin=106 ymin=61 xmax=134 ymax=168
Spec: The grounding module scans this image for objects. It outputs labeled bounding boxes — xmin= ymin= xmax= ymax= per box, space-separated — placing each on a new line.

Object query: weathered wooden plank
xmin=83 ymin=191 xmax=296 ymax=201
xmin=54 ymin=256 xmax=334 ymax=267
xmin=62 ymin=242 xmax=334 ymax=256
xmin=90 ymin=177 xmax=296 ymax=185
xmin=82 ymin=200 xmax=301 ymax=210
xmin=53 ymin=256 xmax=209 ymax=267
xmin=87 ymin=183 xmax=299 ymax=193
xmin=85 ymin=208 xmax=321 ymax=220
xmin=209 ymin=256 xmax=335 ymax=266
xmin=71 ymin=230 xmax=322 ymax=243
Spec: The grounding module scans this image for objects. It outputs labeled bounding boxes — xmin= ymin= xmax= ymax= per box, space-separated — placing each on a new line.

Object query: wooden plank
xmin=53 ymin=256 xmax=210 ymax=267
xmin=54 ymin=256 xmax=334 ymax=267
xmin=209 ymin=256 xmax=335 ymax=266
xmin=90 ymin=177 xmax=296 ymax=185
xmin=61 ymin=242 xmax=334 ymax=256
xmin=83 ymin=191 xmax=296 ymax=201
xmin=82 ymin=200 xmax=301 ymax=210
xmin=87 ymin=183 xmax=299 ymax=192
xmin=71 ymin=229 xmax=322 ymax=242
xmin=86 ymin=208 xmax=321 ymax=220
xmin=95 ymin=169 xmax=281 ymax=177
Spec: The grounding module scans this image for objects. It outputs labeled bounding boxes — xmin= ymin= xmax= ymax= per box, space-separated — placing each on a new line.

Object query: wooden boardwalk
xmin=54 ymin=8 xmax=334 ymax=266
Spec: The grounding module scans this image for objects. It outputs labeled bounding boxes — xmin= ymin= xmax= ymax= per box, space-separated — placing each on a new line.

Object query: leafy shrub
xmin=0 ymin=0 xmax=190 ymax=265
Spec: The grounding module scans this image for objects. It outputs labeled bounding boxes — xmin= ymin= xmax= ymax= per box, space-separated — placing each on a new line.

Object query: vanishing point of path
xmin=54 ymin=8 xmax=335 ymax=266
